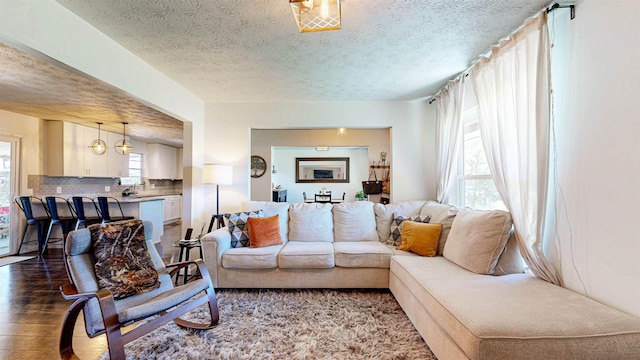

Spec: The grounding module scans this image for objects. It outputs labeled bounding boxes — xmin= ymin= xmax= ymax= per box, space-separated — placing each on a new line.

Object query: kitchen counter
xmin=118 ymin=194 xmax=181 ymax=203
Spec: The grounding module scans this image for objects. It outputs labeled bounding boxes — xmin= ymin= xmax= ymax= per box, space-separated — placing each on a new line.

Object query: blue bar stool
xmin=15 ymin=196 xmax=50 ymax=255
xmin=70 ymin=197 xmax=102 ymax=230
xmin=96 ymin=197 xmax=135 ymax=223
xmin=42 ymin=197 xmax=76 ymax=255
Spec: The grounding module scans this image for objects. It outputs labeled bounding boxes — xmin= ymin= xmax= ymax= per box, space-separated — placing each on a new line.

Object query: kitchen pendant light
xmin=114 ymin=122 xmax=134 ymax=155
xmin=89 ymin=122 xmax=108 ymax=155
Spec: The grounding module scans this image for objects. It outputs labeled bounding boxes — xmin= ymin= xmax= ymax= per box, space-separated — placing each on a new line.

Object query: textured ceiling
xmin=0 ymin=0 xmax=552 ymax=146
xmin=0 ymin=43 xmax=183 ymax=147
xmin=56 ymin=0 xmax=551 ymax=102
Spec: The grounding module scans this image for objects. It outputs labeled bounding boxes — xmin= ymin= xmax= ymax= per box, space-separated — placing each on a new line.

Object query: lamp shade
xmin=203 ymin=164 xmax=233 ymax=185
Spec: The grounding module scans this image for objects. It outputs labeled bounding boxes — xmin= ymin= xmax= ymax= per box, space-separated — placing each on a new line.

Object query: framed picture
xmin=251 ymin=155 xmax=267 ymax=178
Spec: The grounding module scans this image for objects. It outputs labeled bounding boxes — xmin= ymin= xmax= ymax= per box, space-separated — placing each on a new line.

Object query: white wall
xmin=549 ymin=0 xmax=640 ymax=316
xmin=203 ymin=101 xmax=435 ymax=215
xmin=0 ymin=109 xmax=42 ymax=247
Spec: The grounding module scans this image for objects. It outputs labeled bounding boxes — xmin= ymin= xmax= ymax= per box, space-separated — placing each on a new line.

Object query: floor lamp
xmin=203 ymin=164 xmax=233 ymax=231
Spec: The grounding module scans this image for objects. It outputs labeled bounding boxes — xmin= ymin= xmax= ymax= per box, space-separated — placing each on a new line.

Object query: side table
xmin=174 ymin=239 xmax=204 ymax=285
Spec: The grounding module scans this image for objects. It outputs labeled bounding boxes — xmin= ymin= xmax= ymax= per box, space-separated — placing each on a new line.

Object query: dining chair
xmin=302 ymin=192 xmax=314 ymax=203
xmin=332 ymin=192 xmax=346 ymax=203
xmin=42 ymin=197 xmax=76 ymax=255
xmin=96 ymin=196 xmax=135 ymax=223
xmin=15 ymin=196 xmax=50 ymax=254
xmin=314 ymin=194 xmax=331 ymax=203
xmin=70 ymin=196 xmax=103 ymax=230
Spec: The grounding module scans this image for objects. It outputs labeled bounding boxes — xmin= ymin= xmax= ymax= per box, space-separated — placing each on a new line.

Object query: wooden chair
xmin=59 ymin=220 xmax=219 ymax=360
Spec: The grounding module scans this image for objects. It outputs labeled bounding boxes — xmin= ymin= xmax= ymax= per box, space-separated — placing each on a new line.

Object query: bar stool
xmin=42 ymin=197 xmax=76 ymax=255
xmin=96 ymin=197 xmax=135 ymax=223
xmin=70 ymin=196 xmax=102 ymax=230
xmin=15 ymin=196 xmax=50 ymax=255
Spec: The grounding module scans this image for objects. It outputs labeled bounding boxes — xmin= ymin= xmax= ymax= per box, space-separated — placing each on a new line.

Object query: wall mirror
xmin=296 ymin=157 xmax=349 ymax=183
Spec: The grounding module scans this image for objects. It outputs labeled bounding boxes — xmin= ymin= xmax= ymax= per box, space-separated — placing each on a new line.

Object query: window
xmin=119 ymin=153 xmax=143 ymax=186
xmin=455 ymin=108 xmax=506 ymax=211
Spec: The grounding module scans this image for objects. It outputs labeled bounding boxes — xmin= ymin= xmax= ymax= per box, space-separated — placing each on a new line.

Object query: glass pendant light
xmin=114 ymin=122 xmax=134 ymax=155
xmin=89 ymin=122 xmax=108 ymax=155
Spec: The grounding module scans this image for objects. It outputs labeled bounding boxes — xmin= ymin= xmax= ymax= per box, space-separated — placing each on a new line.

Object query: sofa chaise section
xmin=390 ymin=255 xmax=640 ymax=360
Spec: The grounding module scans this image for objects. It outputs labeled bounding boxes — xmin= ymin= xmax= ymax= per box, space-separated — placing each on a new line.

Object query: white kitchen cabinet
xmin=147 ymin=143 xmax=178 ymax=179
xmin=176 ymin=147 xmax=183 ymax=180
xmin=107 ymin=131 xmax=129 ymax=177
xmin=45 ymin=120 xmax=128 ymax=177
xmin=163 ymin=195 xmax=182 ymax=223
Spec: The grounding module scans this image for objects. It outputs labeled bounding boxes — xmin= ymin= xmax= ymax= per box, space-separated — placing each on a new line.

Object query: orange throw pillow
xmin=398 ymin=221 xmax=442 ymax=257
xmin=247 ymin=215 xmax=283 ymax=248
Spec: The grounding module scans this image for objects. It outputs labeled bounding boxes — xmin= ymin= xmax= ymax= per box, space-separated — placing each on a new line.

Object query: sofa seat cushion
xmin=391 ymin=256 xmax=640 ymax=360
xmin=222 ymin=244 xmax=284 ymax=269
xmin=278 ymin=241 xmax=334 ymax=269
xmin=334 ymin=241 xmax=393 ymax=268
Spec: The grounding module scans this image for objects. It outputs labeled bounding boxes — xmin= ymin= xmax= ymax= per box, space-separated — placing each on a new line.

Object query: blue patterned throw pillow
xmin=224 ymin=210 xmax=264 ymax=248
xmin=387 ymin=213 xmax=431 ymax=247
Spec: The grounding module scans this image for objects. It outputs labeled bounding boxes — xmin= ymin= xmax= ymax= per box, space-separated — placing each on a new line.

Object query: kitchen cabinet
xmin=147 ymin=143 xmax=178 ymax=179
xmin=176 ymin=147 xmax=183 ymax=180
xmin=107 ymin=131 xmax=129 ymax=177
xmin=163 ymin=195 xmax=182 ymax=223
xmin=45 ymin=120 xmax=128 ymax=177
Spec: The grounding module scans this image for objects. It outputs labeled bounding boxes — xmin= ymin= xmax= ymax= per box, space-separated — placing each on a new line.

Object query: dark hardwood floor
xmin=0 ymin=223 xmax=183 ymax=359
xmin=0 ymin=249 xmax=108 ymax=359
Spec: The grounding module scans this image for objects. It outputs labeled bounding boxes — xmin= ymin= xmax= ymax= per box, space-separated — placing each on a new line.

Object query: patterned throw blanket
xmin=90 ymin=220 xmax=160 ymax=300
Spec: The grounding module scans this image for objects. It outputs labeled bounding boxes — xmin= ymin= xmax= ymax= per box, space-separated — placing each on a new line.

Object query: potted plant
xmin=355 ymin=190 xmax=366 ymax=201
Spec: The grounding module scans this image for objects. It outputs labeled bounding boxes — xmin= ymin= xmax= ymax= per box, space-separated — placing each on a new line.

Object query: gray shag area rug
xmin=101 ymin=289 xmax=437 ymax=360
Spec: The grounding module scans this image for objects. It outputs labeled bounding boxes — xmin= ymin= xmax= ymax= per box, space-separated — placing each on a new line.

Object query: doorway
xmin=0 ymin=136 xmax=19 ymax=257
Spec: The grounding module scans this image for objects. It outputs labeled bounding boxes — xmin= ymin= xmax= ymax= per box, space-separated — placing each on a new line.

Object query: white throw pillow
xmin=443 ymin=208 xmax=513 ymax=275
xmin=373 ymin=200 xmax=428 ymax=242
xmin=288 ymin=203 xmax=334 ymax=242
xmin=242 ymin=201 xmax=290 ymax=242
xmin=332 ymin=201 xmax=378 ymax=242
xmin=419 ymin=200 xmax=459 ymax=255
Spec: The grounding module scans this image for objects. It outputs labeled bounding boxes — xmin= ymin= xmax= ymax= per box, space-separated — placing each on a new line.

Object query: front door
xmin=0 ymin=136 xmax=19 ymax=257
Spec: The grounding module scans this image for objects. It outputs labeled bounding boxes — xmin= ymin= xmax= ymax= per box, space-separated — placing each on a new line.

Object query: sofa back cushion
xmin=242 ymin=201 xmax=290 ymax=242
xmin=373 ymin=200 xmax=428 ymax=242
xmin=492 ymin=230 xmax=525 ymax=275
xmin=288 ymin=203 xmax=334 ymax=242
xmin=419 ymin=201 xmax=459 ymax=255
xmin=443 ymin=208 xmax=513 ymax=275
xmin=333 ymin=201 xmax=378 ymax=241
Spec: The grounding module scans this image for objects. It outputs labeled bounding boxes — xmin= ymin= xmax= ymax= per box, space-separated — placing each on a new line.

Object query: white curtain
xmin=469 ymin=11 xmax=561 ymax=285
xmin=435 ymin=76 xmax=465 ymax=203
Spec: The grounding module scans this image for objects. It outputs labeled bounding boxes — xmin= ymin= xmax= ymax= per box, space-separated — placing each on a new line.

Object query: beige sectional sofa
xmin=201 ymin=200 xmax=640 ymax=360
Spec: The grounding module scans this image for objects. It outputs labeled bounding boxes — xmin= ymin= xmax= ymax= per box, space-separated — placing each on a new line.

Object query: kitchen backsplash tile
xmin=27 ymin=175 xmax=182 ymax=198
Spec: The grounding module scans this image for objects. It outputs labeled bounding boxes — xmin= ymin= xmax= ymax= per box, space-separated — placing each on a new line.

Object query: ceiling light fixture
xmin=290 ymin=0 xmax=341 ymax=33
xmin=89 ymin=122 xmax=108 ymax=155
xmin=316 ymin=146 xmax=329 ymax=151
xmin=337 ymin=127 xmax=347 ymax=136
xmin=114 ymin=122 xmax=134 ymax=155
